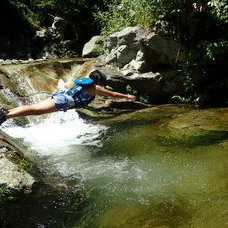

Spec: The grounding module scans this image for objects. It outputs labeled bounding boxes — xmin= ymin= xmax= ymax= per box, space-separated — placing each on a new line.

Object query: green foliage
xmin=95 ymin=1 xmax=135 ymax=36
xmin=105 ymin=85 xmax=114 ymax=91
xmin=184 ymin=40 xmax=228 ymax=70
xmin=207 ymin=0 xmax=228 ymax=23
xmin=0 ymin=184 xmax=18 ymax=203
xmin=173 ymin=39 xmax=228 ymax=104
xmin=95 ymin=0 xmax=167 ymax=35
xmin=138 ymin=95 xmax=150 ymax=104
xmin=95 ymin=0 xmax=200 ymax=35
xmin=31 ymin=0 xmax=80 ymax=18
xmin=7 ymin=150 xmax=34 ymax=172
xmin=126 ymin=85 xmax=137 ymax=95
xmin=172 ymin=95 xmax=192 ymax=104
xmin=197 ymin=41 xmax=228 ymax=64
xmin=10 ymin=1 xmax=41 ymax=28
xmin=30 ymin=0 xmax=107 ymax=22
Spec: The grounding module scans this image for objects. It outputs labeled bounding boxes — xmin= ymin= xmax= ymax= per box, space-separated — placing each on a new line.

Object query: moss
xmin=0 ymin=184 xmax=19 ymax=203
xmin=6 ymin=150 xmax=34 ymax=172
xmin=0 ymin=131 xmax=42 ymax=180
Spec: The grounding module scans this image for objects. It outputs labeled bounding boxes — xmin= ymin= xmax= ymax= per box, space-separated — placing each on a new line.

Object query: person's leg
xmin=6 ymin=98 xmax=59 ymax=119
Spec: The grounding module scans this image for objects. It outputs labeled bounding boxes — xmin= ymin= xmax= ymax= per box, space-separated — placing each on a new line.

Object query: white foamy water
xmin=4 ymin=110 xmax=107 ymax=156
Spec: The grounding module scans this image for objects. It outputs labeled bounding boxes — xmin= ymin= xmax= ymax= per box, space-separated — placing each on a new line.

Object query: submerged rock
xmin=77 ymin=98 xmax=151 ymax=120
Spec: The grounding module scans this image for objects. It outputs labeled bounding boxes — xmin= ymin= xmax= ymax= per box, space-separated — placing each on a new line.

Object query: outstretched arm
xmin=90 ymin=85 xmax=136 ymax=101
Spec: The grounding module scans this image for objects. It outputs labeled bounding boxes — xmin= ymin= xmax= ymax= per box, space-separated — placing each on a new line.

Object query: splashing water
xmin=4 ymin=110 xmax=108 ymax=155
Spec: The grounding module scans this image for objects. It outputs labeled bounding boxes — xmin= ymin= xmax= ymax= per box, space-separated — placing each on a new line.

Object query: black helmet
xmin=89 ymin=70 xmax=107 ymax=85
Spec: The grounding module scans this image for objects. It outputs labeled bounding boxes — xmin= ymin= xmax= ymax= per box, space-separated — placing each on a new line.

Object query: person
xmin=0 ymin=70 xmax=136 ymax=125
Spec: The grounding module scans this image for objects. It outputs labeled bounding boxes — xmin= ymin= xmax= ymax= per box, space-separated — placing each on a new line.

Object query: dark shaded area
xmin=0 ymin=0 xmax=39 ymax=59
xmin=0 ymin=176 xmax=85 ymax=228
xmin=0 ymin=0 xmax=106 ymax=59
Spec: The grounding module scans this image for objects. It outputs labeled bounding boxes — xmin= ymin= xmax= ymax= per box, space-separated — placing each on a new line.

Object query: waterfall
xmin=0 ymin=58 xmax=95 ymax=126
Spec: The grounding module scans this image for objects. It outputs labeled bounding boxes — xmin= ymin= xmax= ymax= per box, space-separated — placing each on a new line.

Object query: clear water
xmin=2 ymin=105 xmax=228 ymax=227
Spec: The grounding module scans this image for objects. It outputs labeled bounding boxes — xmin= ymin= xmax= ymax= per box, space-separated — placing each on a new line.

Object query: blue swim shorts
xmin=51 ymin=92 xmax=79 ymax=111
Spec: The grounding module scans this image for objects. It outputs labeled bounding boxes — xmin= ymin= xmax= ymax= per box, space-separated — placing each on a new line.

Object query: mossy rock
xmin=0 ymin=129 xmax=43 ymax=203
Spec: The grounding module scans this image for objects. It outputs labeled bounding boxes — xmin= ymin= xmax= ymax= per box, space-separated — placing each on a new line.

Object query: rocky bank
xmin=0 ymin=129 xmax=40 ymax=202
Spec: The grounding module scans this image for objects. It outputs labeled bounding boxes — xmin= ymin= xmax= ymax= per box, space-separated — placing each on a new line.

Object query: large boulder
xmin=104 ymin=27 xmax=144 ymax=69
xmin=104 ymin=26 xmax=187 ymax=72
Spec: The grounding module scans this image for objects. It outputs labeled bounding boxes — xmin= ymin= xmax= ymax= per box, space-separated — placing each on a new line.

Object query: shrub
xmin=95 ymin=0 xmax=198 ymax=36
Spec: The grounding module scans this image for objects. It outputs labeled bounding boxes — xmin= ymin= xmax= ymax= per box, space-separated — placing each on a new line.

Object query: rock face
xmin=105 ymin=70 xmax=185 ymax=103
xmin=98 ymin=26 xmax=227 ymax=105
xmin=104 ymin=26 xmax=187 ymax=72
xmin=89 ymin=26 xmax=188 ymax=104
xmin=35 ymin=17 xmax=78 ymax=59
xmin=94 ymin=55 xmax=186 ymax=104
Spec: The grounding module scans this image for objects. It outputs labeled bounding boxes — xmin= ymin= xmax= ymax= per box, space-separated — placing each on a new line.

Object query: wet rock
xmin=77 ymin=98 xmax=151 ymax=120
xmin=0 ymin=129 xmax=41 ymax=199
xmin=0 ymin=57 xmax=153 ymax=122
xmin=0 ymin=153 xmax=35 ymax=193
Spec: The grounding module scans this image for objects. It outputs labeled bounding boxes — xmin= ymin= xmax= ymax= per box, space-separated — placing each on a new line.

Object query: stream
xmin=1 ymin=105 xmax=228 ymax=227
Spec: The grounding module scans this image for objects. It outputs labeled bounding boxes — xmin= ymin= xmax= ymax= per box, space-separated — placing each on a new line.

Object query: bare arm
xmin=87 ymin=85 xmax=136 ymax=101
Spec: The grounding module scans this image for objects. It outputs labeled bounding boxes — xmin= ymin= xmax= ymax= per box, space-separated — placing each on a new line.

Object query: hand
xmin=127 ymin=95 xmax=136 ymax=101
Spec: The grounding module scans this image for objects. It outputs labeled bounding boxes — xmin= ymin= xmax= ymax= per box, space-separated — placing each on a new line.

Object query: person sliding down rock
xmin=0 ymin=70 xmax=136 ymax=126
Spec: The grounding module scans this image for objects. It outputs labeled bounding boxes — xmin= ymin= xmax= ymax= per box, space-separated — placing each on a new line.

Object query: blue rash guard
xmin=52 ymin=85 xmax=95 ymax=111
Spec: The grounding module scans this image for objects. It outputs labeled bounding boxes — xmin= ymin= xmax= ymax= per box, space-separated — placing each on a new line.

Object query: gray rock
xmin=104 ymin=26 xmax=187 ymax=72
xmin=82 ymin=36 xmax=101 ymax=57
xmin=0 ymin=153 xmax=35 ymax=193
xmin=4 ymin=59 xmax=12 ymax=65
xmin=106 ymin=69 xmax=185 ymax=103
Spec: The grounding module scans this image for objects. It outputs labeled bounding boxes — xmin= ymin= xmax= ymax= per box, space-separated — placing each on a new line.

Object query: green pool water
xmin=2 ymin=105 xmax=228 ymax=228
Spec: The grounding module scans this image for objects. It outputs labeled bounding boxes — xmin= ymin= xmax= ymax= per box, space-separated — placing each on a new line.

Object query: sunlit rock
xmin=104 ymin=26 xmax=187 ymax=72
xmin=82 ymin=35 xmax=101 ymax=57
xmin=0 ymin=153 xmax=35 ymax=193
